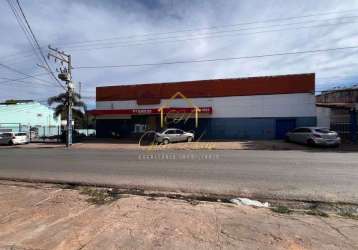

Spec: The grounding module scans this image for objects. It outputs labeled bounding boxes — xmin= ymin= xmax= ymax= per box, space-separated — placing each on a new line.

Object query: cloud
xmin=1 ymin=0 xmax=358 ymax=109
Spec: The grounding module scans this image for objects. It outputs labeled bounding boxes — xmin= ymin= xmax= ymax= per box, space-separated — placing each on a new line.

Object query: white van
xmin=0 ymin=132 xmax=29 ymax=145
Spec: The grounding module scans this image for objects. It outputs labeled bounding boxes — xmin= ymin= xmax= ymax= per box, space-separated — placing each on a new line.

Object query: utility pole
xmin=48 ymin=46 xmax=73 ymax=147
xmin=79 ymin=81 xmax=82 ymax=97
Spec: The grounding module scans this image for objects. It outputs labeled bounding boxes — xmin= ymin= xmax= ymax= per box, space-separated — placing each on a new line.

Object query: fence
xmin=0 ymin=123 xmax=96 ymax=143
xmin=330 ymin=109 xmax=358 ymax=142
xmin=0 ymin=123 xmax=61 ymax=142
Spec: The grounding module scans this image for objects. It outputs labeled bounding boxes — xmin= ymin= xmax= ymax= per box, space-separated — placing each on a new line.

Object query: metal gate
xmin=0 ymin=123 xmax=61 ymax=142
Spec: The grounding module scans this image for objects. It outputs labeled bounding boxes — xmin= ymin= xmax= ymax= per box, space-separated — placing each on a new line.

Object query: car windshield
xmin=1 ymin=133 xmax=13 ymax=137
xmin=315 ymin=128 xmax=331 ymax=134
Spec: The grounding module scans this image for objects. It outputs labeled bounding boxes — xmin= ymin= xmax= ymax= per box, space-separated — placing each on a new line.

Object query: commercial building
xmin=0 ymin=101 xmax=61 ymax=135
xmin=91 ymin=73 xmax=316 ymax=139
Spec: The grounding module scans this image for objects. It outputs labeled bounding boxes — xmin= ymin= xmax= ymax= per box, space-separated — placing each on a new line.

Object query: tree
xmin=4 ymin=99 xmax=20 ymax=104
xmin=3 ymin=99 xmax=32 ymax=104
xmin=47 ymin=92 xmax=87 ymax=125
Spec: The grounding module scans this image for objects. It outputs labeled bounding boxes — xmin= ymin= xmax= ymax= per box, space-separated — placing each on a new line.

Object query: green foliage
xmin=48 ymin=92 xmax=87 ymax=127
xmin=3 ymin=99 xmax=32 ymax=104
xmin=271 ymin=206 xmax=292 ymax=214
xmin=338 ymin=211 xmax=358 ymax=220
xmin=79 ymin=187 xmax=120 ymax=205
xmin=4 ymin=99 xmax=18 ymax=104
xmin=305 ymin=210 xmax=329 ymax=217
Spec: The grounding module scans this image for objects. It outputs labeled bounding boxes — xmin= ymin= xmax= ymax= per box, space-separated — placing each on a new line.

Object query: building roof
xmin=96 ymin=73 xmax=315 ymax=104
xmin=316 ymin=103 xmax=357 ymax=110
xmin=318 ymin=86 xmax=358 ymax=95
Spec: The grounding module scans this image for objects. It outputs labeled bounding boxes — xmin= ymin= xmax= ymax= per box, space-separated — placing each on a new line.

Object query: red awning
xmin=88 ymin=107 xmax=212 ymax=116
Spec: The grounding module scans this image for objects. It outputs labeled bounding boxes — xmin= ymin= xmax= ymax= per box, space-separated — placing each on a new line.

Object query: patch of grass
xmin=338 ymin=211 xmax=358 ymax=220
xmin=59 ymin=183 xmax=77 ymax=190
xmin=271 ymin=206 xmax=292 ymax=214
xmin=305 ymin=209 xmax=329 ymax=217
xmin=79 ymin=187 xmax=120 ymax=205
xmin=188 ymin=199 xmax=200 ymax=206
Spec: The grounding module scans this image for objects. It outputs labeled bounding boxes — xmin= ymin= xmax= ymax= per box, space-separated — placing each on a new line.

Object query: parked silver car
xmin=286 ymin=127 xmax=341 ymax=146
xmin=155 ymin=129 xmax=194 ymax=144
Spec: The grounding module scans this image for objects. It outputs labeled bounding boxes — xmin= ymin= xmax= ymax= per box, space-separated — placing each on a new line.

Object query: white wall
xmin=96 ymin=93 xmax=316 ymax=118
xmin=316 ymin=107 xmax=331 ymax=128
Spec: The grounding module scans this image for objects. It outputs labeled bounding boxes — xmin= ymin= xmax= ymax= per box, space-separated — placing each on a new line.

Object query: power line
xmin=65 ymin=19 xmax=358 ymax=53
xmin=74 ymin=44 xmax=358 ymax=69
xmin=55 ymin=8 xmax=358 ymax=48
xmin=0 ymin=77 xmax=57 ymax=87
xmin=3 ymin=8 xmax=358 ymax=60
xmin=0 ymin=72 xmax=49 ymax=84
xmin=0 ymin=62 xmax=59 ymax=86
xmin=15 ymin=0 xmax=65 ymax=90
xmin=5 ymin=0 xmax=43 ymax=65
xmin=10 ymin=0 xmax=65 ymax=90
xmin=61 ymin=15 xmax=358 ymax=51
xmin=1 ymin=53 xmax=39 ymax=66
xmin=0 ymin=49 xmax=36 ymax=62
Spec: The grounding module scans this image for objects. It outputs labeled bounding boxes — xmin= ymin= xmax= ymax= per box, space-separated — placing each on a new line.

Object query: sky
xmin=1 ymin=0 xmax=358 ymax=109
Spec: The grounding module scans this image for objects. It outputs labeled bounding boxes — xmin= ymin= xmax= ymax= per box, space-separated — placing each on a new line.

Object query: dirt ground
xmin=0 ymin=181 xmax=357 ymax=250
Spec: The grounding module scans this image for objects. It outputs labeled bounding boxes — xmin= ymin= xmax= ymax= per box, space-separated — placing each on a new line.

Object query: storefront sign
xmin=89 ymin=107 xmax=212 ymax=116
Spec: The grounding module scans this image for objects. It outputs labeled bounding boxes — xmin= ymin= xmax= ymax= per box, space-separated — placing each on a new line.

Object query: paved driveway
xmin=0 ymin=148 xmax=358 ymax=203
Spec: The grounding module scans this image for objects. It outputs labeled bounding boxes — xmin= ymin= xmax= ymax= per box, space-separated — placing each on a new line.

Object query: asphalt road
xmin=0 ymin=148 xmax=358 ymax=203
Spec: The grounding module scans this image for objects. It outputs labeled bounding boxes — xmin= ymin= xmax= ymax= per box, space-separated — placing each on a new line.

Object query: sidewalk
xmin=4 ymin=139 xmax=357 ymax=152
xmin=74 ymin=139 xmax=309 ymax=150
xmin=0 ymin=181 xmax=357 ymax=249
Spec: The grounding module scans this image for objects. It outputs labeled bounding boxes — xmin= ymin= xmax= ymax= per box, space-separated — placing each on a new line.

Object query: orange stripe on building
xmin=96 ymin=73 xmax=315 ymax=103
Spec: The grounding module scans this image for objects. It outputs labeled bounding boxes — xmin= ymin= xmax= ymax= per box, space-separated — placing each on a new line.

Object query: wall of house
xmin=316 ymin=107 xmax=331 ymax=128
xmin=0 ymin=102 xmax=60 ymax=134
xmin=316 ymin=89 xmax=358 ymax=103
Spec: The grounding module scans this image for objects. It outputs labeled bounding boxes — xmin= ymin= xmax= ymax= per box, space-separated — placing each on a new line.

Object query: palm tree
xmin=48 ymin=92 xmax=87 ymax=122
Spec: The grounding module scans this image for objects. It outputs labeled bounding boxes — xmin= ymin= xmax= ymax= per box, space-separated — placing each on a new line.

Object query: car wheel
xmin=307 ymin=139 xmax=316 ymax=147
xmin=8 ymin=140 xmax=14 ymax=146
xmin=163 ymin=138 xmax=170 ymax=145
xmin=284 ymin=135 xmax=290 ymax=142
xmin=187 ymin=136 xmax=193 ymax=142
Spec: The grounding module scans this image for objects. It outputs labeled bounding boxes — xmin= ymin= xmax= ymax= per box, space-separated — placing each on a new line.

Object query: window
xmin=292 ymin=128 xmax=302 ymax=133
xmin=134 ymin=124 xmax=146 ymax=133
xmin=176 ymin=129 xmax=184 ymax=134
xmin=315 ymin=128 xmax=330 ymax=134
xmin=166 ymin=129 xmax=176 ymax=134
xmin=293 ymin=128 xmax=311 ymax=133
xmin=2 ymin=133 xmax=13 ymax=137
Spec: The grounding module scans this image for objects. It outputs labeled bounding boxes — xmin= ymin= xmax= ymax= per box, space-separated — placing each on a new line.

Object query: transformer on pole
xmin=48 ymin=46 xmax=73 ymax=147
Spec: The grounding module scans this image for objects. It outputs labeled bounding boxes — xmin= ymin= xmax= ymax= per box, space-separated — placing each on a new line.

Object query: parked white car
xmin=155 ymin=129 xmax=194 ymax=144
xmin=286 ymin=127 xmax=341 ymax=147
xmin=0 ymin=132 xmax=29 ymax=145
